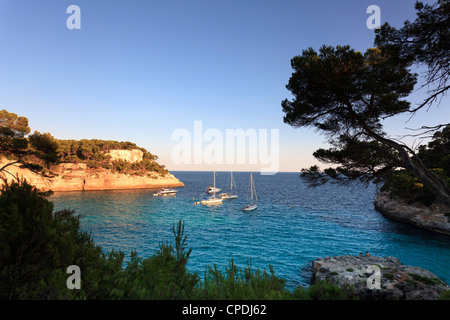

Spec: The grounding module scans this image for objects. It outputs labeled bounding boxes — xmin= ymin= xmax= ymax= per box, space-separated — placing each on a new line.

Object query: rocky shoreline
xmin=374 ymin=192 xmax=450 ymax=235
xmin=0 ymin=159 xmax=184 ymax=192
xmin=311 ymin=255 xmax=449 ymax=300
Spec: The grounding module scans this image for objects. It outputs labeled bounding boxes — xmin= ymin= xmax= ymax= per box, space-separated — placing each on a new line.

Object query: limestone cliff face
xmin=0 ymin=158 xmax=183 ymax=192
xmin=105 ymin=149 xmax=144 ymax=163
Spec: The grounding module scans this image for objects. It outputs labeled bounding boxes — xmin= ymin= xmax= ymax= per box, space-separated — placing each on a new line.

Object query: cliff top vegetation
xmin=0 ymin=109 xmax=168 ymax=178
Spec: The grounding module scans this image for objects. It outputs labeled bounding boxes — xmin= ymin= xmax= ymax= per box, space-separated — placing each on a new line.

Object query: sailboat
xmin=220 ymin=171 xmax=238 ymax=199
xmin=242 ymin=173 xmax=257 ymax=211
xmin=201 ymin=171 xmax=223 ymax=205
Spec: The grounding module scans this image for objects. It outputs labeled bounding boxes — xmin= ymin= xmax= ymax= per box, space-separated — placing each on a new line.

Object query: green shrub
xmin=384 ymin=272 xmax=395 ymax=281
xmin=0 ymin=180 xmax=116 ymax=299
xmin=116 ymin=221 xmax=200 ymax=300
xmin=195 ymin=260 xmax=291 ymax=300
xmin=0 ymin=180 xmax=129 ymax=300
xmin=382 ymin=170 xmax=437 ymax=206
xmin=407 ymin=273 xmax=444 ymax=286
xmin=306 ymin=281 xmax=348 ymax=300
xmin=439 ymin=290 xmax=450 ymax=300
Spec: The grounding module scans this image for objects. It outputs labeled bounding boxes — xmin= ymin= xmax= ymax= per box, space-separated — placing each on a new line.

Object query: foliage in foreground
xmin=196 ymin=261 xmax=291 ymax=300
xmin=0 ymin=179 xmax=123 ymax=299
xmin=1 ymin=180 xmax=448 ymax=300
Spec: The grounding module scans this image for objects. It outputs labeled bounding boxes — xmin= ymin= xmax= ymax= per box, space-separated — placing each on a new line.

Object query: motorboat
xmin=200 ymin=196 xmax=223 ymax=205
xmin=206 ymin=186 xmax=221 ymax=194
xmin=154 ymin=188 xmax=178 ymax=197
xmin=221 ymin=193 xmax=238 ymax=199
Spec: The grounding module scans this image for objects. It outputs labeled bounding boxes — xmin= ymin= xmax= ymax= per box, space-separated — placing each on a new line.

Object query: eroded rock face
xmin=105 ymin=149 xmax=144 ymax=163
xmin=374 ymin=192 xmax=450 ymax=235
xmin=311 ymin=255 xmax=449 ymax=300
xmin=0 ymin=157 xmax=184 ymax=192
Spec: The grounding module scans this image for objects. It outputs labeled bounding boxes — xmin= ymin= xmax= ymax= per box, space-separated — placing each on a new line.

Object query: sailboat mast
xmin=230 ymin=171 xmax=233 ymax=192
xmin=213 ymin=171 xmax=216 ymax=198
xmin=250 ymin=173 xmax=253 ymax=204
xmin=253 ymin=175 xmax=257 ymax=202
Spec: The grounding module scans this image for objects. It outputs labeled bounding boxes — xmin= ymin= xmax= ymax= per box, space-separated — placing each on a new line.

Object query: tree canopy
xmin=375 ymin=0 xmax=450 ymax=114
xmin=0 ymin=109 xmax=31 ymax=138
xmin=282 ymin=0 xmax=450 ymax=207
xmin=28 ymin=131 xmax=59 ymax=165
xmin=282 ymin=45 xmax=450 ymax=206
xmin=282 ymin=45 xmax=416 ymax=137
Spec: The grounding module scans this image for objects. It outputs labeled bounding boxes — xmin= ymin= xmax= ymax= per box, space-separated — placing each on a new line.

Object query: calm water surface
xmin=50 ymin=171 xmax=450 ymax=289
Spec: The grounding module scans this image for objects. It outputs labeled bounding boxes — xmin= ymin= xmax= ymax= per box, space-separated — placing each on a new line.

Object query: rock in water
xmin=311 ymin=255 xmax=449 ymax=300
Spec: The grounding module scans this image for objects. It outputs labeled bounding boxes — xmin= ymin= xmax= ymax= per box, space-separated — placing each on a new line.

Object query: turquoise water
xmin=50 ymin=171 xmax=450 ymax=289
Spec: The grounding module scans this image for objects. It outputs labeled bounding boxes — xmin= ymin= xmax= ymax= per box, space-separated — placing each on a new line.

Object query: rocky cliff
xmin=0 ymin=157 xmax=184 ymax=192
xmin=374 ymin=192 xmax=450 ymax=235
xmin=312 ymin=255 xmax=449 ymax=300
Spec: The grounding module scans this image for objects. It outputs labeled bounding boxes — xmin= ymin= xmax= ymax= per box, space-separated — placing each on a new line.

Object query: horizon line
xmin=168 ymin=170 xmax=301 ymax=174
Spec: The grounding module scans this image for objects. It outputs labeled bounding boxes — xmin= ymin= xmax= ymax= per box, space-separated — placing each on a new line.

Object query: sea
xmin=50 ymin=171 xmax=450 ymax=290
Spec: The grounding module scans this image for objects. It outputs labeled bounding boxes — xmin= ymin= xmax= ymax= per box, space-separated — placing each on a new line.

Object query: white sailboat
xmin=201 ymin=171 xmax=223 ymax=205
xmin=220 ymin=171 xmax=238 ymax=199
xmin=242 ymin=173 xmax=257 ymax=211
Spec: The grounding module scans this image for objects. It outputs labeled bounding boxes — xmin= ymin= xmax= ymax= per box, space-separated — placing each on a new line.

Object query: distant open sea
xmin=50 ymin=171 xmax=450 ymax=289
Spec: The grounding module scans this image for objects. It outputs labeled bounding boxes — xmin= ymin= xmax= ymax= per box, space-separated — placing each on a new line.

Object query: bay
xmin=50 ymin=171 xmax=450 ymax=289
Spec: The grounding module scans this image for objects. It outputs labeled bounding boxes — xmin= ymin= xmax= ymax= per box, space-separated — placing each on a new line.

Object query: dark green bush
xmin=195 ymin=260 xmax=291 ymax=300
xmin=381 ymin=170 xmax=437 ymax=206
xmin=114 ymin=221 xmax=200 ymax=300
xmin=306 ymin=281 xmax=348 ymax=300
xmin=0 ymin=179 xmax=123 ymax=300
xmin=439 ymin=290 xmax=450 ymax=300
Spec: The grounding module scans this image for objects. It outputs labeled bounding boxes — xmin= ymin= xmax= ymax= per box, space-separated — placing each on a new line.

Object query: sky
xmin=0 ymin=0 xmax=447 ymax=173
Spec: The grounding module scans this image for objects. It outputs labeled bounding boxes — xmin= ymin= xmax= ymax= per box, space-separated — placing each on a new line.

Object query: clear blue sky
xmin=0 ymin=0 xmax=446 ymax=172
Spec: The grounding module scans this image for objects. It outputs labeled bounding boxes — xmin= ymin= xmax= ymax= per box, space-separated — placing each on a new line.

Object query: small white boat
xmin=201 ymin=196 xmax=223 ymax=205
xmin=206 ymin=186 xmax=221 ymax=194
xmin=220 ymin=171 xmax=238 ymax=199
xmin=201 ymin=171 xmax=223 ymax=205
xmin=221 ymin=193 xmax=238 ymax=199
xmin=154 ymin=188 xmax=178 ymax=197
xmin=243 ymin=204 xmax=258 ymax=211
xmin=242 ymin=173 xmax=257 ymax=211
